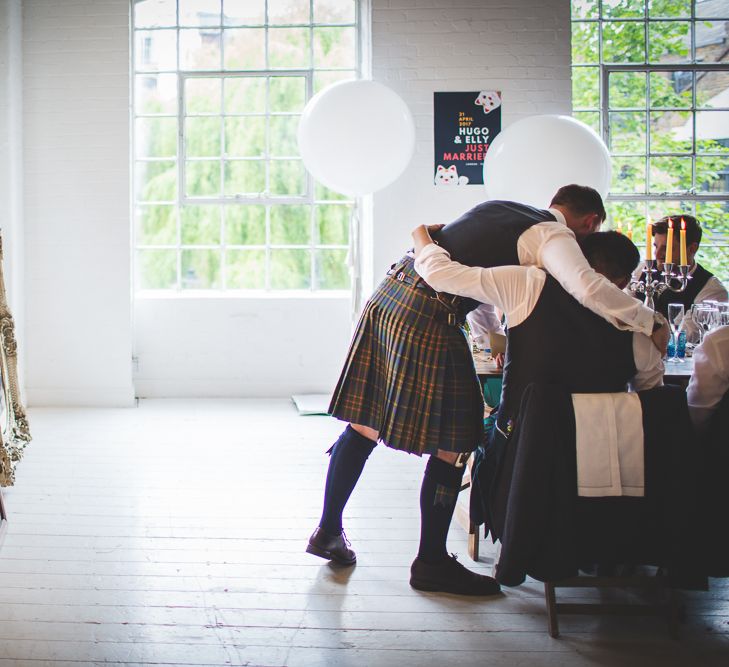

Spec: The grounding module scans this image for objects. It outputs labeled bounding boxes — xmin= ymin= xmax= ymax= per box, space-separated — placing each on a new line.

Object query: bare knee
xmin=350 ymin=423 xmax=378 ymax=442
xmin=434 ymin=449 xmax=461 ymax=466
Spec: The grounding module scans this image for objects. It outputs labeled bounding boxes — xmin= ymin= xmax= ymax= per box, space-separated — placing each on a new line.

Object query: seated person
xmin=687 ymin=324 xmax=729 ymax=433
xmin=637 ymin=215 xmax=727 ymax=323
xmin=412 ymin=229 xmax=664 ymax=537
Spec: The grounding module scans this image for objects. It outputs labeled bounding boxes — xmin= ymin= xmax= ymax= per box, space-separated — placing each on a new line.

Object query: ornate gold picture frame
xmin=0 ymin=234 xmax=31 ymax=489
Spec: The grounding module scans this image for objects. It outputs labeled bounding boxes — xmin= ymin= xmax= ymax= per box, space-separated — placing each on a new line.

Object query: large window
xmin=132 ymin=0 xmax=359 ymax=292
xmin=572 ymin=0 xmax=729 ymax=280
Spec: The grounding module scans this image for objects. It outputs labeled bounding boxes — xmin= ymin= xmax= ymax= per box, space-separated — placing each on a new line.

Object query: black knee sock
xmin=417 ymin=456 xmax=465 ymax=563
xmin=319 ymin=425 xmax=377 ymax=535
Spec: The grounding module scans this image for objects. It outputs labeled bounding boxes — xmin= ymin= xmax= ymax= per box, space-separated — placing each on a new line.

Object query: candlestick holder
xmin=628 ymin=259 xmax=692 ymax=311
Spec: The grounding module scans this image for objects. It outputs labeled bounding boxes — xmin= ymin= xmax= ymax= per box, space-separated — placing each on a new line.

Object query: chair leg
xmin=544 ymin=583 xmax=560 ymax=638
xmin=468 ymin=521 xmax=480 ymax=561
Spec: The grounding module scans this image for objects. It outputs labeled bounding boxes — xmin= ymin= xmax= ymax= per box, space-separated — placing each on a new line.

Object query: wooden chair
xmin=544 ymin=574 xmax=680 ymax=639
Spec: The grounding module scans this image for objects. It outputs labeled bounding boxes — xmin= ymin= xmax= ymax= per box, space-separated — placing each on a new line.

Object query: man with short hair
xmin=643 ymin=215 xmax=727 ymax=318
xmin=306 ymin=185 xmax=663 ymax=597
xmin=412 ymin=229 xmax=664 ymax=539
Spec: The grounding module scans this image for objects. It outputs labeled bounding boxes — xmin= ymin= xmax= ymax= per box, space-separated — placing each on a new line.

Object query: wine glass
xmin=693 ymin=304 xmax=718 ymax=344
xmin=667 ymin=303 xmax=684 ymax=363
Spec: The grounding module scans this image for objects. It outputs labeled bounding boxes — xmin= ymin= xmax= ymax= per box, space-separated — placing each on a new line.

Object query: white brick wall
xmin=23 ymin=0 xmax=134 ymax=405
xmin=369 ymin=0 xmax=572 ymax=278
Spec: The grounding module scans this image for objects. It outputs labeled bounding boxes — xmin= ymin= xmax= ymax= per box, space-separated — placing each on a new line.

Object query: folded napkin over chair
xmin=572 ymin=392 xmax=644 ymax=497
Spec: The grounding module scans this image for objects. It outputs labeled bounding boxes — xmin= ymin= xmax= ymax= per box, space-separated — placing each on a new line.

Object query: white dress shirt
xmin=415 ymin=244 xmax=664 ymax=391
xmin=687 ymin=325 xmax=729 ymax=431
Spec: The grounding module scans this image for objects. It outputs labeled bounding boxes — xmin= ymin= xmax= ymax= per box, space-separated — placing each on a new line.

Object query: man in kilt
xmin=306 ymin=184 xmax=667 ymax=596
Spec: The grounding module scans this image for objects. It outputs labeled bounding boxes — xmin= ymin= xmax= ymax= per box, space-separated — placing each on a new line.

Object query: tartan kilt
xmin=328 ymin=256 xmax=485 ymax=455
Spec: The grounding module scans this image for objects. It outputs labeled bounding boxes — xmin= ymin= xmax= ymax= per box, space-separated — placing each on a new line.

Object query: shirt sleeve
xmin=695 ymin=276 xmax=729 ymax=304
xmin=414 ymin=243 xmax=545 ymax=327
xmin=539 ymin=233 xmax=655 ymax=335
xmin=630 ymin=332 xmax=664 ymax=391
xmin=467 ymin=304 xmax=504 ymax=348
xmin=687 ymin=330 xmax=729 ymax=431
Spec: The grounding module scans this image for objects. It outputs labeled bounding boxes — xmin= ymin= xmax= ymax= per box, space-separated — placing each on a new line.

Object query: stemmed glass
xmin=692 ymin=304 xmax=718 ymax=344
xmin=667 ymin=303 xmax=684 ymax=363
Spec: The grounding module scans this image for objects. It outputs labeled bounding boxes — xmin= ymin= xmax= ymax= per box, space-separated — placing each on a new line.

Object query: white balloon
xmin=483 ymin=115 xmax=612 ymax=207
xmin=298 ymin=80 xmax=415 ymax=197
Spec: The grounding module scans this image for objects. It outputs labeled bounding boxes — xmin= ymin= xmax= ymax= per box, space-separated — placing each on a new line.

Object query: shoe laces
xmin=342 ymin=531 xmax=352 ymax=547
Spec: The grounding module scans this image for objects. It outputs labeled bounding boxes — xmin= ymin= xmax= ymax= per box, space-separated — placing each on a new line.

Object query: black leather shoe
xmin=410 ymin=554 xmax=501 ymax=596
xmin=306 ymin=527 xmax=356 ymax=566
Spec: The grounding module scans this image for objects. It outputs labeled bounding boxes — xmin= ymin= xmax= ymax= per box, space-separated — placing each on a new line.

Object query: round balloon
xmin=482 ymin=115 xmax=611 ymax=207
xmin=297 ymin=80 xmax=415 ymax=197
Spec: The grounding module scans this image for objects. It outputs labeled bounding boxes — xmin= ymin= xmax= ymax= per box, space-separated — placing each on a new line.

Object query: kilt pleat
xmin=328 ymin=257 xmax=484 ymax=455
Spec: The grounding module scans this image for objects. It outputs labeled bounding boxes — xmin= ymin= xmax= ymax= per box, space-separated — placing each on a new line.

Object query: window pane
xmin=313 ymin=27 xmax=356 ymax=69
xmin=136 ymin=160 xmax=178 ymax=201
xmin=609 ymin=71 xmax=646 ymax=109
xmin=186 ymin=77 xmax=222 ymax=113
xmin=136 ymin=117 xmax=178 ymax=157
xmin=224 ymin=160 xmax=265 ymax=195
xmin=696 ymin=111 xmax=729 ymax=152
xmin=612 ymin=156 xmax=646 ymax=193
xmin=268 ymin=28 xmax=311 ymax=68
xmin=696 ymin=4 xmax=729 ymax=19
xmin=314 ymin=70 xmax=355 ymax=94
xmin=602 ymin=21 xmax=646 ymax=63
xmin=647 ymin=0 xmax=690 ymax=18
xmin=698 ymin=72 xmax=729 ymax=108
xmin=573 ymin=111 xmax=600 ymax=133
xmin=696 ymin=201 xmax=729 ymax=283
xmin=135 ymin=30 xmax=177 ymax=72
xmin=181 ymin=205 xmax=221 ymax=244
xmin=136 ymin=204 xmax=177 ymax=245
xmin=650 ymin=156 xmax=692 ymax=192
xmin=269 ymin=116 xmax=300 ymax=156
xmin=270 ymin=205 xmax=310 ymax=244
xmin=609 ymin=112 xmax=646 ymax=152
xmin=135 ymin=0 xmax=177 ymax=28
xmin=269 ymin=159 xmax=306 ymax=195
xmin=602 ymin=0 xmax=644 ymax=18
xmin=696 ymin=156 xmax=729 ymax=193
xmin=180 ymin=0 xmax=222 ymax=26
xmin=180 ymin=29 xmax=222 ymax=69
xmin=270 ymin=249 xmax=311 ymax=289
xmin=225 ymin=77 xmax=266 ymax=113
xmin=572 ymin=21 xmax=599 ymax=64
xmin=314 ymin=0 xmax=356 ymax=23
xmin=225 ymin=117 xmax=266 ymax=157
xmin=186 ymin=160 xmax=222 ymax=196
xmin=315 ymin=181 xmax=349 ymax=200
xmin=225 ymin=205 xmax=266 ymax=244
xmin=649 ymin=71 xmax=692 ymax=109
xmin=316 ymin=204 xmax=350 ymax=244
xmin=269 ymin=77 xmax=307 ymax=112
xmin=225 ymin=249 xmax=266 ymax=288
xmin=316 ymin=249 xmax=349 ymax=289
xmin=697 ymin=21 xmax=729 ymax=60
xmin=269 ymin=0 xmax=310 ymax=24
xmin=573 ymin=66 xmax=600 ymax=108
xmin=137 ymin=249 xmax=178 ymax=289
xmin=186 ymin=117 xmax=221 ymax=157
xmin=223 ymin=28 xmax=266 ymax=69
xmin=605 ymin=200 xmax=645 ymax=234
xmin=651 ymin=110 xmax=692 ymax=154
xmin=182 ymin=249 xmax=221 ymax=289
xmin=224 ymin=0 xmax=265 ymax=25
xmin=136 ymin=74 xmax=178 ymax=114
xmin=648 ymin=21 xmax=690 ymax=63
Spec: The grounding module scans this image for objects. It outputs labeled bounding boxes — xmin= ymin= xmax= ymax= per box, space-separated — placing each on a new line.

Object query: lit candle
xmin=626 ymin=223 xmax=633 ymax=241
xmin=666 ymin=218 xmax=674 ymax=264
xmin=680 ymin=218 xmax=687 ymax=266
xmin=646 ymin=217 xmax=652 ymax=261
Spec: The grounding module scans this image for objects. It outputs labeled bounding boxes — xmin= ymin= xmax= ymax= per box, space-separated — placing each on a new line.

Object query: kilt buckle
xmin=396 ymin=271 xmax=406 ymax=282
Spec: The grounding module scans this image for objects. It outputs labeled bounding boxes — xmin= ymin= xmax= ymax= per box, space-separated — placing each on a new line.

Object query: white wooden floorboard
xmin=0 ymin=399 xmax=725 ymax=666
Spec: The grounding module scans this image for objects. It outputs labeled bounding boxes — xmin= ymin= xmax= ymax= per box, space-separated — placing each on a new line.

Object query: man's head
xmin=549 ymin=184 xmax=607 ymax=241
xmin=580 ymin=231 xmax=641 ymax=290
xmin=652 ymin=214 xmax=702 ymax=269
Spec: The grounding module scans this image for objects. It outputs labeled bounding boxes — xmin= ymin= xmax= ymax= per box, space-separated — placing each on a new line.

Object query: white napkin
xmin=572 ymin=392 xmax=644 ymax=497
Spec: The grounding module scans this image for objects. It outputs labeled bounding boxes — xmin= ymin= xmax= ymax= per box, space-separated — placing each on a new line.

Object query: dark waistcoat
xmin=433 ymin=200 xmax=556 ymax=315
xmin=652 ymin=263 xmax=714 ymax=318
xmin=498 ymin=275 xmax=637 ymax=427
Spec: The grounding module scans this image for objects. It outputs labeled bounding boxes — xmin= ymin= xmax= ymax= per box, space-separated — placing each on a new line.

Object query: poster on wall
xmin=433 ymin=91 xmax=502 ymax=186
